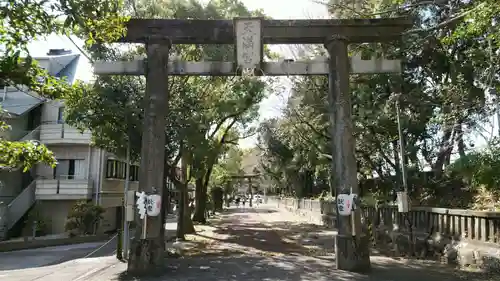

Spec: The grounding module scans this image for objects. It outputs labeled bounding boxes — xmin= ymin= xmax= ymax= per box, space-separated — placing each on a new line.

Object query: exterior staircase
xmin=0 ymin=181 xmax=37 ymax=240
xmin=19 ymin=125 xmax=41 ymax=141
xmin=6 ymin=180 xmax=36 ymax=230
xmin=0 ymin=126 xmax=41 ymax=240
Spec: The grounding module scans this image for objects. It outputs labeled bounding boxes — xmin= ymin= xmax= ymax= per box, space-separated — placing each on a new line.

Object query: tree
xmin=59 ymin=0 xmax=270 ymax=270
xmin=189 ymin=78 xmax=267 ymax=223
xmin=259 ymin=0 xmax=499 ymax=205
xmin=65 ymin=200 xmax=105 ymax=236
xmin=0 ymin=107 xmax=56 ymax=171
xmin=1 ymin=0 xmax=127 ymax=98
xmin=209 ymin=146 xmax=245 ymax=206
xmin=0 ymin=0 xmax=128 ymax=179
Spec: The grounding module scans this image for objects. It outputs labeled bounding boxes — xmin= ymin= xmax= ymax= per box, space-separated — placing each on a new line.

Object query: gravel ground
xmin=2 ymin=205 xmax=497 ymax=281
xmin=85 ymin=205 xmax=497 ymax=281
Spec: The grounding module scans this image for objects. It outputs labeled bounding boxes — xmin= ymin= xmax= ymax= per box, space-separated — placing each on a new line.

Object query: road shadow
xmin=203 ymin=211 xmax=334 ymax=257
xmin=82 ymin=209 xmax=496 ymax=281
xmin=101 ymin=246 xmax=495 ymax=281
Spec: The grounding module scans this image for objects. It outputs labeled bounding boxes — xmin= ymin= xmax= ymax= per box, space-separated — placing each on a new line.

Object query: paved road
xmin=1 ymin=206 xmax=495 ymax=281
xmin=0 ymin=217 xmax=177 ymax=280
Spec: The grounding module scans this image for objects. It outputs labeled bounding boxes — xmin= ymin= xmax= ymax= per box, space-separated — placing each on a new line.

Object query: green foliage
xmin=0 ymin=0 xmax=128 ymax=171
xmin=210 ymin=146 xmax=244 ymax=194
xmin=65 ymin=200 xmax=105 ymax=236
xmin=0 ymin=107 xmax=56 ymax=171
xmin=259 ymin=0 xmax=499 ymax=204
xmin=0 ymin=0 xmax=128 ymax=99
xmin=26 ymin=204 xmax=49 ymax=236
xmin=319 ymin=190 xmax=334 ymax=202
xmin=63 ymin=0 xmax=270 ymax=192
xmin=447 ymin=139 xmax=500 ymax=193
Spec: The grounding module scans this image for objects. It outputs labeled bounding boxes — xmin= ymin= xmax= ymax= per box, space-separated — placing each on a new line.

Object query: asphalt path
xmin=0 ymin=217 xmax=177 ymax=272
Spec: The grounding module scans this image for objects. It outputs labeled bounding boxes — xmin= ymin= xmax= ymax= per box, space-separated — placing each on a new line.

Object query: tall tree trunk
xmin=433 ymin=127 xmax=454 ymax=178
xmin=176 ymin=153 xmax=195 ymax=239
xmin=192 ymin=177 xmax=207 ymax=223
xmin=182 ymin=182 xmax=195 ymax=234
xmin=455 ymin=123 xmax=466 ymax=158
xmin=127 ymin=42 xmax=170 ymax=274
xmin=175 ymin=180 xmax=195 ymax=238
xmin=176 ymin=180 xmax=185 ymax=240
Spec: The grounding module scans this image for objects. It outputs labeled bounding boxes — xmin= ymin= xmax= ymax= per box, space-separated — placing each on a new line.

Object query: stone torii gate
xmin=94 ymin=17 xmax=411 ymax=273
xmin=229 ymin=173 xmax=260 ymax=207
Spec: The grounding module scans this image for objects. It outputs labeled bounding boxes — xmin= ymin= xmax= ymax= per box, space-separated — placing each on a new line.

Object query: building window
xmin=53 ymin=159 xmax=86 ymax=180
xmin=130 ymin=165 xmax=139 ymax=181
xmin=117 ymin=162 xmax=126 ymax=179
xmin=57 ymin=106 xmax=65 ymax=124
xmin=106 ymin=159 xmax=139 ymax=180
xmin=106 ymin=159 xmax=117 ymax=178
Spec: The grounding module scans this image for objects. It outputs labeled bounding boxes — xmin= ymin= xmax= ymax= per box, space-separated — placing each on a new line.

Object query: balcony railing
xmin=36 ymin=175 xmax=93 ymax=200
xmin=39 ymin=121 xmax=91 ymax=144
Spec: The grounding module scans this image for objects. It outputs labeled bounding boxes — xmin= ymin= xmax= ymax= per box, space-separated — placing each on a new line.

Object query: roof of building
xmin=1 ymin=50 xmax=80 ymax=117
xmin=0 ymin=88 xmax=44 ymax=116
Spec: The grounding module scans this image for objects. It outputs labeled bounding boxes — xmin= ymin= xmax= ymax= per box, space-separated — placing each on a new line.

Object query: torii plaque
xmin=94 ymin=17 xmax=412 ymax=274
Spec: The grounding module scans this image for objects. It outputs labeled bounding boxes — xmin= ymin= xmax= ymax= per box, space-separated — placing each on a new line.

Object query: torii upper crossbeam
xmin=121 ymin=17 xmax=412 ymax=44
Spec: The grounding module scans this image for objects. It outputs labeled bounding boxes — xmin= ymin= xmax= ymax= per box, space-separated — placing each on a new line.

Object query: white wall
xmin=41 ymin=100 xmax=64 ymax=124
xmin=0 ymin=170 xmax=23 ymax=203
xmin=1 ymin=114 xmax=30 ymax=140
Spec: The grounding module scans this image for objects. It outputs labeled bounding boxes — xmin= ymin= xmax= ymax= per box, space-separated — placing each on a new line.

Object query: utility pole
xmin=123 ymin=139 xmax=131 ymax=260
xmin=395 ymin=97 xmax=412 ymax=255
xmin=325 ymin=35 xmax=371 ymax=272
xmin=496 ymin=89 xmax=500 ymax=137
xmin=176 ymin=151 xmax=186 ymax=241
xmin=395 ymin=99 xmax=408 ymax=193
xmin=248 ymin=177 xmax=253 ymax=207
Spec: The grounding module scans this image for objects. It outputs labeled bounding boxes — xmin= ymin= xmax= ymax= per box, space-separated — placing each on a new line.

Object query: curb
xmin=0 ymin=234 xmax=111 ymax=252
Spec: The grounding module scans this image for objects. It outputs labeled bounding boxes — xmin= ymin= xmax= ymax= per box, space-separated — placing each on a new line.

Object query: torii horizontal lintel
xmin=122 ymin=17 xmax=413 ymax=44
xmin=93 ymin=58 xmax=401 ymax=76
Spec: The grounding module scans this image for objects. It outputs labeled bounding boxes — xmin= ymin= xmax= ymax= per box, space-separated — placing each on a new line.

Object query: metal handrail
xmin=19 ymin=125 xmax=41 ymax=141
xmin=41 ymin=120 xmax=65 ymax=125
xmin=6 ymin=180 xmax=36 ymax=230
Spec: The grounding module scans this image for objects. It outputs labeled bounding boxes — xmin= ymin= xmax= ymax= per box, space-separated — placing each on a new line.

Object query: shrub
xmin=65 ymin=200 xmax=105 ymax=236
xmin=25 ymin=203 xmax=49 ymax=236
xmin=447 ymin=140 xmax=500 ymax=193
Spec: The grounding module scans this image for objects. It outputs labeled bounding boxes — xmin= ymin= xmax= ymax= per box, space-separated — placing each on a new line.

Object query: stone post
xmin=325 ymin=35 xmax=371 ymax=272
xmin=127 ymin=38 xmax=171 ymax=274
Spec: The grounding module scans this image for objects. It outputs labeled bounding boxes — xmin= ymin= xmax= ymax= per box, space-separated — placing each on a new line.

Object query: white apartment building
xmin=0 ymin=49 xmax=138 ymax=240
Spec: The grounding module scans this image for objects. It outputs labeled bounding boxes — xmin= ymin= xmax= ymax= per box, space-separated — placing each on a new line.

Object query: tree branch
xmin=404 ymin=3 xmax=486 ymax=35
xmin=224 ymin=130 xmax=258 ymax=144
xmin=290 ymin=106 xmax=331 ymax=141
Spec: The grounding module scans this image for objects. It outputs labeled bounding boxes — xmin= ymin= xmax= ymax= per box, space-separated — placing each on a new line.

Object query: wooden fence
xmin=271 ymin=197 xmax=500 ymax=244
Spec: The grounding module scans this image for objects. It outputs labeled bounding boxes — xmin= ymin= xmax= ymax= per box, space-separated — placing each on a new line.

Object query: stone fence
xmin=269 ymin=196 xmax=500 ymax=272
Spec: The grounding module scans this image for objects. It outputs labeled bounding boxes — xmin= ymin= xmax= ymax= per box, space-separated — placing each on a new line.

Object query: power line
xmin=65 ymin=35 xmax=94 ymax=63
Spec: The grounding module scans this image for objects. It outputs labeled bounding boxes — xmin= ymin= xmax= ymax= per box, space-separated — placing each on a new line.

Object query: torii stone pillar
xmin=128 ymin=38 xmax=171 ymax=273
xmin=325 ymin=35 xmax=370 ymax=271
